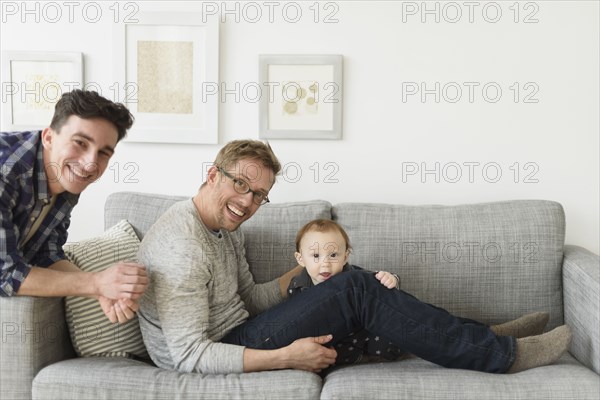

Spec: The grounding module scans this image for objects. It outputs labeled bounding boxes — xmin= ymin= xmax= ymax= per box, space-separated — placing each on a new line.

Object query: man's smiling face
xmin=205 ymin=159 xmax=275 ymax=232
xmin=42 ymin=115 xmax=118 ymax=196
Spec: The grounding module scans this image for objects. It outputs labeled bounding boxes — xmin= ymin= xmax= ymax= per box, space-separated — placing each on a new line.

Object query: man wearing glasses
xmin=138 ymin=140 xmax=335 ymax=374
xmin=138 ymin=139 xmax=568 ymax=376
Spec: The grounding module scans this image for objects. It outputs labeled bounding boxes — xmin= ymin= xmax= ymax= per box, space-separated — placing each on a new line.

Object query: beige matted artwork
xmin=137 ymin=40 xmax=193 ymax=114
xmin=114 ymin=12 xmax=218 ymax=144
xmin=259 ymin=55 xmax=343 ymax=140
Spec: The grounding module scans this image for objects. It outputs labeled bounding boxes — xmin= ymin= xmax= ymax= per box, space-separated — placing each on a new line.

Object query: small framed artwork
xmin=259 ymin=54 xmax=343 ymax=140
xmin=113 ymin=12 xmax=219 ymax=144
xmin=1 ymin=51 xmax=83 ymax=131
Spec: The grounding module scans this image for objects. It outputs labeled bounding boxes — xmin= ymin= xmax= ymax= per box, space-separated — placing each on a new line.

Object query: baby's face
xmin=295 ymin=230 xmax=349 ymax=285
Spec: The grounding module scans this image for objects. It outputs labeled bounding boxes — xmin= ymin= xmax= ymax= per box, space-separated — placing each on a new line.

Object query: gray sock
xmin=491 ymin=312 xmax=549 ymax=338
xmin=507 ymin=325 xmax=572 ymax=373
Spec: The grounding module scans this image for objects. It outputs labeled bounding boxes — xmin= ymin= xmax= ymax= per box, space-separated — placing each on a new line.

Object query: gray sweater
xmin=137 ymin=199 xmax=282 ymax=374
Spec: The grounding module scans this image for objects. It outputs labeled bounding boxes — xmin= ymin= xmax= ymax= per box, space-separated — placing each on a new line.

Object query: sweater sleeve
xmin=141 ymin=236 xmax=246 ymax=374
xmin=233 ymin=230 xmax=282 ymax=316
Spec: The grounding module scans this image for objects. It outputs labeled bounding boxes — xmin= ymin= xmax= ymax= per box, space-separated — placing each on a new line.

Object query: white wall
xmin=2 ymin=1 xmax=598 ymax=254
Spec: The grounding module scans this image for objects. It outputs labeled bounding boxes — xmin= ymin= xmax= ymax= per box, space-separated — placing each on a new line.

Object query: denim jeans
xmin=222 ymin=269 xmax=516 ymax=373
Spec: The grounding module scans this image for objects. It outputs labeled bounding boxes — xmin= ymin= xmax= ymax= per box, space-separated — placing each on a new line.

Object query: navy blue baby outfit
xmin=287 ymin=264 xmax=406 ymax=364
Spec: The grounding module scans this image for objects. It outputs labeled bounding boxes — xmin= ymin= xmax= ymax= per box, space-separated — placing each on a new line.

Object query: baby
xmin=288 ymin=218 xmax=557 ymax=370
xmin=288 ymin=218 xmax=408 ymax=365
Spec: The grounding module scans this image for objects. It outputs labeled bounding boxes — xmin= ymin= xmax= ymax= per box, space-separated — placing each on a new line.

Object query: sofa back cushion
xmin=106 ymin=193 xmax=565 ymax=330
xmin=241 ymin=200 xmax=332 ymax=283
xmin=332 ymin=200 xmax=566 ymax=329
xmin=105 ymin=192 xmax=188 ymax=239
xmin=105 ymin=192 xmax=331 ymax=283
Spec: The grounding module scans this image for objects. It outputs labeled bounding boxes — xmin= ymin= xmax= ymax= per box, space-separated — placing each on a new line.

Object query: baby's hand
xmin=375 ymin=271 xmax=399 ymax=289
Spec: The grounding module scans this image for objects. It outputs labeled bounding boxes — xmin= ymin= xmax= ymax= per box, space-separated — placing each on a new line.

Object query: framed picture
xmin=1 ymin=51 xmax=83 ymax=131
xmin=259 ymin=54 xmax=343 ymax=140
xmin=113 ymin=12 xmax=219 ymax=144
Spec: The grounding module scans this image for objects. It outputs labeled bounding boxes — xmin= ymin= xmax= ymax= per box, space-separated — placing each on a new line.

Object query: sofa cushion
xmin=105 ymin=192 xmax=187 ymax=239
xmin=321 ymin=354 xmax=600 ymax=400
xmin=333 ymin=200 xmax=566 ymax=329
xmin=563 ymin=245 xmax=600 ymax=374
xmin=33 ymin=358 xmax=322 ymax=400
xmin=0 ymin=296 xmax=73 ymax=400
xmin=64 ymin=220 xmax=148 ymax=359
xmin=241 ymin=200 xmax=332 ymax=283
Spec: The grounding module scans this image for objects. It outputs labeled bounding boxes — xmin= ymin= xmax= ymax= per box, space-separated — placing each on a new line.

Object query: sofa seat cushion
xmin=32 ymin=358 xmax=322 ymax=400
xmin=321 ymin=353 xmax=600 ymax=400
xmin=333 ymin=200 xmax=566 ymax=329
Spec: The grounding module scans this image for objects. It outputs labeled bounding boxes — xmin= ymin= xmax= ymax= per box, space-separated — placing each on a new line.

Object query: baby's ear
xmin=294 ymin=252 xmax=305 ymax=267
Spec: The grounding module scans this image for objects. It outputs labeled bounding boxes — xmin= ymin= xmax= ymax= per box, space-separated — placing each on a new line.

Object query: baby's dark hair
xmin=295 ymin=219 xmax=352 ymax=252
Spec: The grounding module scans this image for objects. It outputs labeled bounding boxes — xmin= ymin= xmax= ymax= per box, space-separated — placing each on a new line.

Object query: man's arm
xmin=18 ymin=259 xmax=147 ymax=298
xmin=17 ymin=259 xmax=147 ymax=323
xmin=234 ymin=230 xmax=295 ymax=315
xmin=243 ymin=335 xmax=337 ymax=373
xmin=0 ymin=177 xmax=148 ymax=306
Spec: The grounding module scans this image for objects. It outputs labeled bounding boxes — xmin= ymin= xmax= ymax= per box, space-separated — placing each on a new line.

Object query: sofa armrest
xmin=0 ymin=296 xmax=74 ymax=400
xmin=562 ymin=245 xmax=600 ymax=374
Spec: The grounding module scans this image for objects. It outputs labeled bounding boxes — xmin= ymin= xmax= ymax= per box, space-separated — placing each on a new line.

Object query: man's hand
xmin=94 ymin=262 xmax=148 ymax=300
xmin=242 ymin=334 xmax=337 ymax=373
xmin=98 ymin=296 xmax=139 ymax=323
xmin=375 ymin=271 xmax=399 ymax=289
xmin=281 ymin=335 xmax=337 ymax=372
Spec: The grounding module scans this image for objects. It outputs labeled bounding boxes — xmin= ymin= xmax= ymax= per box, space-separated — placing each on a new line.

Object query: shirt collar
xmin=34 ymin=135 xmax=51 ymax=203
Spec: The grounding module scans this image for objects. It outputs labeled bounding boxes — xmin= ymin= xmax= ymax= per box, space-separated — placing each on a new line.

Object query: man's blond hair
xmin=214 ymin=140 xmax=281 ymax=178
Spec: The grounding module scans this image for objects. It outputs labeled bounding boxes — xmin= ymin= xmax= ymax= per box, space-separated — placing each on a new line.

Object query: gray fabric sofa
xmin=2 ymin=191 xmax=599 ymax=399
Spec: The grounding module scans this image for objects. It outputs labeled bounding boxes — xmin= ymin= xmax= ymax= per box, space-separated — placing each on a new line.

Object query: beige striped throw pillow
xmin=64 ymin=220 xmax=148 ymax=359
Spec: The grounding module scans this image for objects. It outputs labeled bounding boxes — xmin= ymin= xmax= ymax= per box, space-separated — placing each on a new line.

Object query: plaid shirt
xmin=1 ymin=131 xmax=79 ymax=296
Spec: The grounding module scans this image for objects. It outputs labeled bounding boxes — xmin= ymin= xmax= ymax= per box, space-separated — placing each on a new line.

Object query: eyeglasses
xmin=217 ymin=167 xmax=270 ymax=206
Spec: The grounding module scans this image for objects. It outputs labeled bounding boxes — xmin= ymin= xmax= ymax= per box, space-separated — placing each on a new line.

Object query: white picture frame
xmin=113 ymin=12 xmax=219 ymax=144
xmin=259 ymin=54 xmax=343 ymax=140
xmin=1 ymin=51 xmax=83 ymax=131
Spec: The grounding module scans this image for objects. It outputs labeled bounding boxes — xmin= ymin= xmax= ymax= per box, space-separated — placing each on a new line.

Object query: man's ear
xmin=40 ymin=127 xmax=54 ymax=148
xmin=294 ymin=252 xmax=305 ymax=267
xmin=206 ymin=165 xmax=219 ymax=186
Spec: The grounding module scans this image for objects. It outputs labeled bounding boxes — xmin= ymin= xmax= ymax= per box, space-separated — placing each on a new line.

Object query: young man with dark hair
xmin=1 ymin=89 xmax=148 ymax=323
